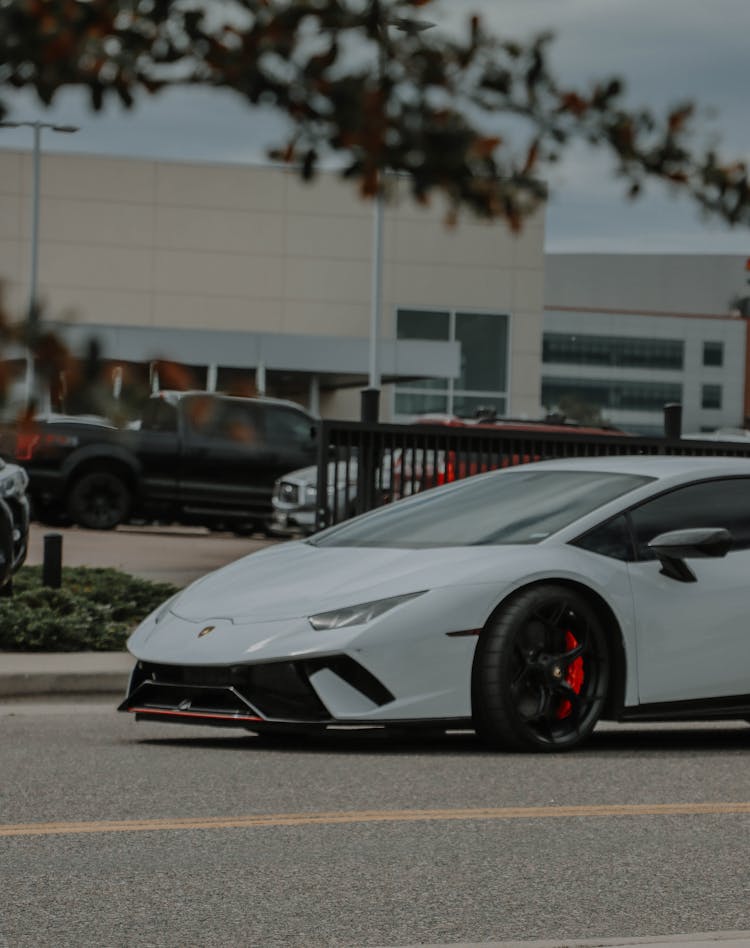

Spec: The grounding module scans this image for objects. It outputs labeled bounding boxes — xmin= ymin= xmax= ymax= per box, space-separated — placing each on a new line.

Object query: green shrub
xmin=0 ymin=566 xmax=179 ymax=652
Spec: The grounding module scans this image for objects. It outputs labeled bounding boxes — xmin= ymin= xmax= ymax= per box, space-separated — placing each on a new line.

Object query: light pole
xmin=361 ymin=6 xmax=434 ymax=423
xmin=0 ymin=120 xmax=79 ymax=405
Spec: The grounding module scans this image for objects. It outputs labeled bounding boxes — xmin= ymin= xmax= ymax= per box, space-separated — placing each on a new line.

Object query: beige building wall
xmin=0 ymin=149 xmax=544 ymax=419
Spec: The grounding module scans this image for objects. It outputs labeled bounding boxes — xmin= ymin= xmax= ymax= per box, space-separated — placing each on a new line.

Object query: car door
xmin=626 ymin=476 xmax=750 ymax=704
xmin=178 ymin=395 xmax=276 ymax=517
xmin=133 ymin=397 xmax=181 ymax=509
xmin=258 ymin=404 xmax=318 ymax=483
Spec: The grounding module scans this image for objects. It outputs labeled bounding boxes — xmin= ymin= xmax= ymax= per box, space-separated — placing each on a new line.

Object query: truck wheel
xmin=66 ymin=470 xmax=132 ymax=530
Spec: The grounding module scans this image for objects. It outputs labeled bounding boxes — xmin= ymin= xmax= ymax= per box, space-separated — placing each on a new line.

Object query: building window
xmin=703 ymin=341 xmax=724 ymax=367
xmin=542 ymin=333 xmax=684 ymax=370
xmin=395 ymin=308 xmax=509 ymax=418
xmin=542 ymin=378 xmax=683 ymax=413
xmin=701 ymin=384 xmax=722 ymax=409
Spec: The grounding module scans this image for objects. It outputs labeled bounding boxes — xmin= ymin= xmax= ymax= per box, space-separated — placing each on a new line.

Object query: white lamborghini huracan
xmin=119 ymin=455 xmax=750 ymax=751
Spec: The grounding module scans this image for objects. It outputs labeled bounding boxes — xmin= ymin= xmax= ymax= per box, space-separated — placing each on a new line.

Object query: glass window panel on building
xmin=455 ymin=312 xmax=509 ymax=391
xmin=703 ymin=341 xmax=724 ymax=367
xmin=394 ymin=391 xmax=450 ymax=415
xmin=395 ymin=309 xmax=452 ymax=393
xmin=542 ymin=333 xmax=684 ymax=370
xmin=395 ymin=309 xmax=509 ymax=418
xmin=542 ymin=378 xmax=683 ymax=413
xmin=701 ymin=384 xmax=722 ymax=410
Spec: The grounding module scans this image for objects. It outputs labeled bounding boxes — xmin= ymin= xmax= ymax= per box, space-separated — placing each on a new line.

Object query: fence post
xmin=42 ymin=532 xmax=63 ymax=588
xmin=360 ymin=388 xmax=380 ymax=424
xmin=356 ymin=427 xmax=379 ymax=515
xmin=664 ymin=403 xmax=682 ymax=440
xmin=316 ymin=421 xmax=330 ymax=532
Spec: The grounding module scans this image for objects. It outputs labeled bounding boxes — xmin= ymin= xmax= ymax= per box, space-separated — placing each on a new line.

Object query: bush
xmin=0 ymin=566 xmax=179 ymax=652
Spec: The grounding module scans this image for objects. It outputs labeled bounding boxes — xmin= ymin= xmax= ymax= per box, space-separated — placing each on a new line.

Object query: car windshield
xmin=310 ymin=469 xmax=652 ymax=548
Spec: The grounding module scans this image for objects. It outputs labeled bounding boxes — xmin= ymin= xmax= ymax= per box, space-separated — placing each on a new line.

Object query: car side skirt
xmin=620 ymin=693 xmax=750 ymax=722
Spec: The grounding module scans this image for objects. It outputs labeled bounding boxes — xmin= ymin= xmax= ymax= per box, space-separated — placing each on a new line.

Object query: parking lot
xmin=24 ymin=521 xmax=279 ymax=587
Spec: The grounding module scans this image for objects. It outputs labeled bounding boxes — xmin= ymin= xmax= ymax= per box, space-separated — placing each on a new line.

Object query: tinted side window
xmin=212 ymin=402 xmax=262 ymax=444
xmin=183 ymin=397 xmax=262 ymax=444
xmin=182 ymin=395 xmax=220 ymax=435
xmin=141 ymin=399 xmax=177 ymax=433
xmin=629 ymin=478 xmax=750 ymax=559
xmin=263 ymin=407 xmax=314 ymax=446
xmin=572 ymin=515 xmax=632 ymax=561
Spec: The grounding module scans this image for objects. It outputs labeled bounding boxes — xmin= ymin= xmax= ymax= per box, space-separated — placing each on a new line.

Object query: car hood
xmin=170 ymin=540 xmax=541 ymax=622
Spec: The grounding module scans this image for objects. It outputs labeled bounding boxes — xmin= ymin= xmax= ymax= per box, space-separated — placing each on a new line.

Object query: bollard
xmin=42 ymin=532 xmax=63 ymax=588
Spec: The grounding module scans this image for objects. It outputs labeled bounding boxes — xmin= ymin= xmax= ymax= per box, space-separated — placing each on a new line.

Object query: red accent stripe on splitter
xmin=445 ymin=629 xmax=482 ymax=637
xmin=128 ymin=707 xmax=263 ymax=722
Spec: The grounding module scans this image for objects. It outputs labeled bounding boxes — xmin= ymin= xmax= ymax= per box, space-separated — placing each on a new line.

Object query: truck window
xmin=141 ymin=399 xmax=178 ymax=433
xmin=212 ymin=402 xmax=261 ymax=444
xmin=263 ymin=407 xmax=315 ymax=446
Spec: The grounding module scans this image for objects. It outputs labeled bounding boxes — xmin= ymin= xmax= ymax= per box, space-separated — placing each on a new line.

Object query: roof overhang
xmin=50 ymin=323 xmax=460 ymax=386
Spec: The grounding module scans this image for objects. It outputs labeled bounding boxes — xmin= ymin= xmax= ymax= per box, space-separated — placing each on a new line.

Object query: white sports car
xmin=119 ymin=455 xmax=750 ymax=751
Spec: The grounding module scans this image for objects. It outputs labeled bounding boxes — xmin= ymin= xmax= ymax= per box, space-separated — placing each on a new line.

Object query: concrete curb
xmin=0 ymin=652 xmax=133 ymax=698
xmin=393 ymin=934 xmax=750 ymax=947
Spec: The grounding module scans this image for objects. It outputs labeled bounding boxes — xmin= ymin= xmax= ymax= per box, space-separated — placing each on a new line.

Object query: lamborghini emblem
xmin=198 ymin=625 xmax=216 ymax=638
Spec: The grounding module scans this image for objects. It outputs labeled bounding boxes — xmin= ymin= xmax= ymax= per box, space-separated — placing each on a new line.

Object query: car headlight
xmin=308 ymin=591 xmax=427 ymax=630
xmin=0 ymin=468 xmax=28 ymax=499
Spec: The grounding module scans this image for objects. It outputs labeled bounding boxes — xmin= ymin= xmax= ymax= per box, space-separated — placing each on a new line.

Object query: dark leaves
xmin=0 ymin=0 xmax=747 ymax=231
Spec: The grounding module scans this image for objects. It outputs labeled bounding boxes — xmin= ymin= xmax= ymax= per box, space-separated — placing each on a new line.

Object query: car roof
xmin=413 ymin=414 xmax=625 ymax=436
xmin=515 ymin=453 xmax=750 ymax=479
xmin=155 ymin=390 xmax=317 ymax=416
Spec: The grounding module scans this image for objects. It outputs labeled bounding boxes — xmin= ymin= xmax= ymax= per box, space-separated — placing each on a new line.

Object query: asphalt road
xmin=1 ymin=701 xmax=750 ymax=947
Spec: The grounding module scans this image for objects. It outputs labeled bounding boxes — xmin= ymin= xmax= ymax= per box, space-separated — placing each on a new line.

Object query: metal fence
xmin=314 ymin=417 xmax=750 ymax=531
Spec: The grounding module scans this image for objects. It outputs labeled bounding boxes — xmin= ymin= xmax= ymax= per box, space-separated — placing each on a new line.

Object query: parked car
xmin=2 ymin=392 xmax=317 ymax=532
xmin=120 ymin=455 xmax=750 ymax=751
xmin=271 ymin=459 xmax=359 ymax=536
xmin=0 ymin=459 xmax=30 ymax=588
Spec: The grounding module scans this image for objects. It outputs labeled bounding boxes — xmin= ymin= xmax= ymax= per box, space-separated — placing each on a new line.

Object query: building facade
xmin=543 ymin=254 xmax=750 ymax=435
xmin=0 ymin=149 xmax=545 ymax=421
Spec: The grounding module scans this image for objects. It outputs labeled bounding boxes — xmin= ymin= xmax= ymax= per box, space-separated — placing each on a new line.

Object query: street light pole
xmin=361 ymin=6 xmax=434 ymax=424
xmin=361 ymin=183 xmax=385 ymax=424
xmin=29 ymin=122 xmax=42 ymax=337
xmin=0 ymin=120 xmax=79 ymax=405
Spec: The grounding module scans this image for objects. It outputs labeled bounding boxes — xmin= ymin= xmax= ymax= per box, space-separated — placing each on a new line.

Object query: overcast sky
xmin=1 ymin=0 xmax=749 ymax=254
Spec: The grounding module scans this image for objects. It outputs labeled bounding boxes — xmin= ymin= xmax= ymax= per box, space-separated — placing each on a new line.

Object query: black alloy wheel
xmin=472 ymin=584 xmax=609 ymax=752
xmin=66 ymin=470 xmax=132 ymax=530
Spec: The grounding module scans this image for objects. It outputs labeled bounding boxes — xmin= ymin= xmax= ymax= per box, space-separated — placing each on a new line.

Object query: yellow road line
xmin=2 ymin=802 xmax=750 ymax=838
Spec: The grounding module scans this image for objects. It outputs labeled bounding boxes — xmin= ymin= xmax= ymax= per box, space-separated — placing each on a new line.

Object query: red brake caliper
xmin=556 ymin=630 xmax=584 ymax=720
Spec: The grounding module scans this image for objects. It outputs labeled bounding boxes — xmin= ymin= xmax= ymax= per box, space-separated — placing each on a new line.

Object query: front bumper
xmin=118 ymin=655 xmax=399 ymax=728
xmin=270 ymin=501 xmax=317 ymax=535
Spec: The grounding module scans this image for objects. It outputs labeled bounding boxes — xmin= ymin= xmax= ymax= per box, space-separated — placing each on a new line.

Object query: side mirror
xmin=648 ymin=527 xmax=732 ymax=583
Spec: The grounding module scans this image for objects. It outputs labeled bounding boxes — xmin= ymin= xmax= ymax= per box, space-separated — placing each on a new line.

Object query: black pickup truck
xmin=3 ymin=391 xmax=318 ymax=532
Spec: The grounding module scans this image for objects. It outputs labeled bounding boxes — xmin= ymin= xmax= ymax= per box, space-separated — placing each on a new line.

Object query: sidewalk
xmin=463 ymin=937 xmax=750 ymax=947
xmin=0 ymin=650 xmax=133 ymax=698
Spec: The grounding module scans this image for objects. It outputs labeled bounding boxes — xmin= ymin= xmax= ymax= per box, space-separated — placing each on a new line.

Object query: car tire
xmin=66 ymin=470 xmax=132 ymax=530
xmin=472 ymin=584 xmax=609 ymax=752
